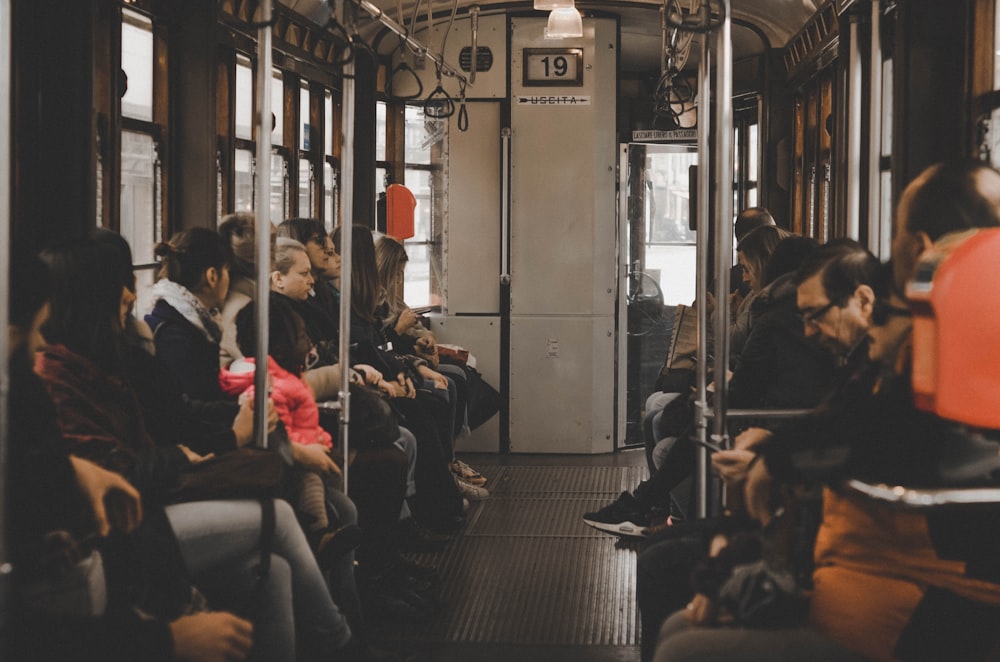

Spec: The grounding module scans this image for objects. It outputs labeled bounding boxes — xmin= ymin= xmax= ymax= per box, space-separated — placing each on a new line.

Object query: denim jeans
xmin=165 ymin=499 xmax=352 ymax=661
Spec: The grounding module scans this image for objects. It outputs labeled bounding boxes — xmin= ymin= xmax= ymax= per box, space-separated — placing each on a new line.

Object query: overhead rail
xmin=353 ymin=0 xmax=471 ymax=88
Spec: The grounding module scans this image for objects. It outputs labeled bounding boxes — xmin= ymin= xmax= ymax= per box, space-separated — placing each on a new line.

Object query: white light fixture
xmin=534 ymin=0 xmax=574 ymax=10
xmin=546 ymin=7 xmax=583 ymax=39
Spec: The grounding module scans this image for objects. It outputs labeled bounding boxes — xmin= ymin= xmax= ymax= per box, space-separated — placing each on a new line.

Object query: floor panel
xmin=377 ymin=461 xmax=644 ymax=660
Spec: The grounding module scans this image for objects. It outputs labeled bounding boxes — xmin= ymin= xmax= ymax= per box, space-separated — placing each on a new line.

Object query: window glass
xmin=271 ymin=153 xmax=287 ymax=222
xmin=324 ymin=162 xmax=337 ymax=231
xmin=120 ymin=130 xmax=157 ymax=263
xmin=235 ymin=55 xmax=253 ymax=140
xmin=404 ymin=106 xmax=442 ymax=165
xmin=121 ymin=11 xmax=153 ymax=121
xmin=299 ymin=157 xmax=312 ymax=216
xmin=748 ymin=123 xmax=759 ymax=182
xmin=376 ymin=101 xmax=387 ymax=161
xmin=403 ymin=168 xmax=433 ymax=307
xmin=325 ymin=89 xmax=335 ymax=155
xmin=235 ymin=149 xmax=254 ymax=211
xmin=643 ymin=148 xmax=698 ymax=306
xmin=272 ymin=70 xmax=284 ymax=145
xmin=300 ymin=83 xmax=311 ymax=151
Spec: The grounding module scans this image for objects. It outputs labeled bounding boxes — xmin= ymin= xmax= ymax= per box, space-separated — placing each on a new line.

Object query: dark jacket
xmin=35 ymin=343 xmax=187 ymax=499
xmin=729 ymin=273 xmax=837 ymax=413
xmin=145 ymin=299 xmax=231 ymax=403
xmin=9 ymin=350 xmax=183 ymax=662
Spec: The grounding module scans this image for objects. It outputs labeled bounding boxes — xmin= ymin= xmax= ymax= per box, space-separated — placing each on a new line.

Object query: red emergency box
xmin=386 ymin=183 xmax=416 ymax=241
xmin=908 ymin=228 xmax=1000 ymax=429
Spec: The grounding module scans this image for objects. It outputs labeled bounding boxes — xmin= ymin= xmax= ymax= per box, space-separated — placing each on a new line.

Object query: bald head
xmin=893 ymin=160 xmax=1000 ymax=289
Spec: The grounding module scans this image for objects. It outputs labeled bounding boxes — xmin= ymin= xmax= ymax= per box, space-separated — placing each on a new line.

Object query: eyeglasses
xmin=800 ymin=301 xmax=837 ymax=326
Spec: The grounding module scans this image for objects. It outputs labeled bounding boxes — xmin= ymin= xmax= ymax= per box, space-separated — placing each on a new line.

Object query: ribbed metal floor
xmin=378 ymin=463 xmax=644 ymax=660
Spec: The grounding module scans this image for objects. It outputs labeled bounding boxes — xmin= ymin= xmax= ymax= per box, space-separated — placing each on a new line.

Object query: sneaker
xmin=455 ymin=476 xmax=490 ymax=500
xmin=450 ymin=460 xmax=487 ymax=486
xmin=397 ymin=518 xmax=452 ymax=553
xmin=582 ymin=492 xmax=651 ymax=537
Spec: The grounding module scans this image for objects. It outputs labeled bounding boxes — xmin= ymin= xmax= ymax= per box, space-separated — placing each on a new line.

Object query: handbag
xmin=348 ymin=383 xmax=402 ymax=448
xmin=167 ymin=447 xmax=289 ymax=503
xmin=717 ymin=559 xmax=807 ymax=629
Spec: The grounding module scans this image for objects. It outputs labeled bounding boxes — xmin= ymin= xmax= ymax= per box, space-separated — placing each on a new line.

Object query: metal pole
xmin=694 ymin=32 xmax=712 ymax=519
xmin=254 ymin=0 xmax=273 ymax=449
xmin=0 ymin=0 xmax=12 ymax=632
xmin=867 ymin=0 xmax=884 ymax=257
xmin=712 ymin=0 xmax=733 ymax=466
xmin=338 ymin=9 xmax=357 ymax=493
xmin=847 ymin=14 xmax=863 ymax=241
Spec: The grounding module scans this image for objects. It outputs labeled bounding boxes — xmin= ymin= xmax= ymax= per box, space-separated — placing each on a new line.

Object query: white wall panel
xmin=446 ymin=101 xmax=501 ymax=314
xmin=509 ymin=316 xmax=615 ymax=453
xmin=430 ymin=315 xmax=502 ymax=453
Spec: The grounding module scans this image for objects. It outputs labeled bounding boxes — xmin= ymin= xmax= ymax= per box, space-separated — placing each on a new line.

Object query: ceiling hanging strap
xmin=457 ymin=78 xmax=469 ymax=131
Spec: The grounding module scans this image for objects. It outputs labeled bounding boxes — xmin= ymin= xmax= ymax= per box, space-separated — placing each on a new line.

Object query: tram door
xmin=618 ymin=143 xmax=698 ymax=447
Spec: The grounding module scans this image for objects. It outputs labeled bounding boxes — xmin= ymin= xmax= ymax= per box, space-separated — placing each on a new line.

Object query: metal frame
xmin=0 ymin=0 xmax=11 ymax=629
xmin=254 ymin=0 xmax=274 ymax=453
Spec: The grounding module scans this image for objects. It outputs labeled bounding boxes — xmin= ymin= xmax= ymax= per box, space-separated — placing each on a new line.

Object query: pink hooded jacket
xmin=219 ymin=356 xmax=332 ymax=449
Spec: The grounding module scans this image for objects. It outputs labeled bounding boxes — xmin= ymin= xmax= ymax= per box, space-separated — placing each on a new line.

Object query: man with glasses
xmin=793 ymin=238 xmax=881 ymax=359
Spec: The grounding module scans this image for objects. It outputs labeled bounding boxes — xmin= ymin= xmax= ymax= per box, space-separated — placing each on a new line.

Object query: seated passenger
xmin=8 ymin=248 xmax=255 ymax=662
xmin=218 ymin=211 xmax=269 ymax=369
xmin=33 ymin=236 xmax=385 ymax=660
xmin=654 ymin=161 xmax=1000 ymax=662
xmin=375 ymin=233 xmax=491 ymax=494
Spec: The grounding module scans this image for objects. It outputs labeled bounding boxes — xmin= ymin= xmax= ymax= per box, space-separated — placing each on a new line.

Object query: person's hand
xmin=400 ymin=376 xmax=417 ymax=399
xmin=418 ymin=365 xmax=448 ymax=390
xmin=231 ymin=399 xmax=255 ymax=447
xmin=395 ymin=308 xmax=419 ymax=335
xmin=685 ymin=593 xmax=717 ymax=626
xmin=292 ymin=442 xmax=340 ymax=477
xmin=744 ymin=456 xmax=774 ymax=526
xmin=179 ymin=445 xmax=215 ymax=465
xmin=377 ymin=378 xmax=406 ymax=398
xmin=69 ymin=456 xmax=142 ymax=537
xmin=355 ymin=364 xmax=382 ymax=385
xmin=170 ymin=612 xmax=253 ymax=662
xmin=711 ymin=449 xmax=757 ymax=488
xmin=733 ymin=427 xmax=772 ymax=451
xmin=415 ymin=335 xmax=437 ymax=355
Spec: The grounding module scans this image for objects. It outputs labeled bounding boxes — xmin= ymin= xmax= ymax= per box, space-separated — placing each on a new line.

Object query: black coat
xmin=729 ymin=273 xmax=837 ymax=413
xmin=145 ymin=299 xmax=230 ymax=403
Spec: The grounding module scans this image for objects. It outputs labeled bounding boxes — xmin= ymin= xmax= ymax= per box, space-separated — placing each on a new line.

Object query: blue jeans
xmin=165 ymin=499 xmax=352 ymax=661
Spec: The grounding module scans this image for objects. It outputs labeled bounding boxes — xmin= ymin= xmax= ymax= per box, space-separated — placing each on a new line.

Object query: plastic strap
xmin=386 ymin=61 xmax=424 ymax=101
xmin=424 ymin=84 xmax=455 ymax=119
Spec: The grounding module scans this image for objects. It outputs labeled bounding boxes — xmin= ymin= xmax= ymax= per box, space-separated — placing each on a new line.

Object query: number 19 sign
xmin=523 ymin=48 xmax=584 ymax=87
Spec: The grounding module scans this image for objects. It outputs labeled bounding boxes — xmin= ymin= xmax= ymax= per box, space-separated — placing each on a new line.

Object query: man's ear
xmin=855 ymin=283 xmax=875 ymax=317
xmin=205 ymin=266 xmax=219 ymax=289
xmin=916 ymin=230 xmax=934 ymax=257
xmin=270 ymin=270 xmax=283 ymax=289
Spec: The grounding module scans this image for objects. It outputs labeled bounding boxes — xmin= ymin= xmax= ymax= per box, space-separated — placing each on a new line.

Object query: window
xmin=324 ymin=89 xmax=339 ymax=231
xmin=401 ymin=105 xmax=447 ymax=309
xmin=120 ymin=8 xmax=162 ymax=318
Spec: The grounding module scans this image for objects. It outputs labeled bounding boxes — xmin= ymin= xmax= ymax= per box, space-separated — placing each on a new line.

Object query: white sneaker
xmin=455 ymin=476 xmax=490 ymax=500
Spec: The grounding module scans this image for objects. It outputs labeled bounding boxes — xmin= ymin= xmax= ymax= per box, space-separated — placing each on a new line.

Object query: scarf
xmin=151 ymin=279 xmax=223 ymax=344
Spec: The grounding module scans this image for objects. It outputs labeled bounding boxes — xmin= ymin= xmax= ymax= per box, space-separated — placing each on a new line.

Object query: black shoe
xmin=394 ymin=555 xmax=439 ymax=580
xmin=397 ymin=518 xmax=451 ymax=553
xmin=582 ymin=492 xmax=651 ymax=537
xmin=316 ymin=524 xmax=363 ymax=569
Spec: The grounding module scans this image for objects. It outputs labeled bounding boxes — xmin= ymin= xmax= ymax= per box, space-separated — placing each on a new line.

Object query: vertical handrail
xmin=846 ymin=14 xmax=863 ymax=241
xmin=711 ymin=0 xmax=733 ymax=476
xmin=338 ymin=13 xmax=357 ymax=492
xmin=0 ymin=0 xmax=13 ymax=632
xmin=867 ymin=0 xmax=884 ymax=257
xmin=694 ymin=31 xmax=712 ymax=519
xmin=254 ymin=0 xmax=274 ymax=450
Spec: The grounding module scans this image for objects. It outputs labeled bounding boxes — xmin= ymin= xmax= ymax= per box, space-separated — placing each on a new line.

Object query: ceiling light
xmin=534 ymin=0 xmax=574 ymax=10
xmin=546 ymin=7 xmax=583 ymax=39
